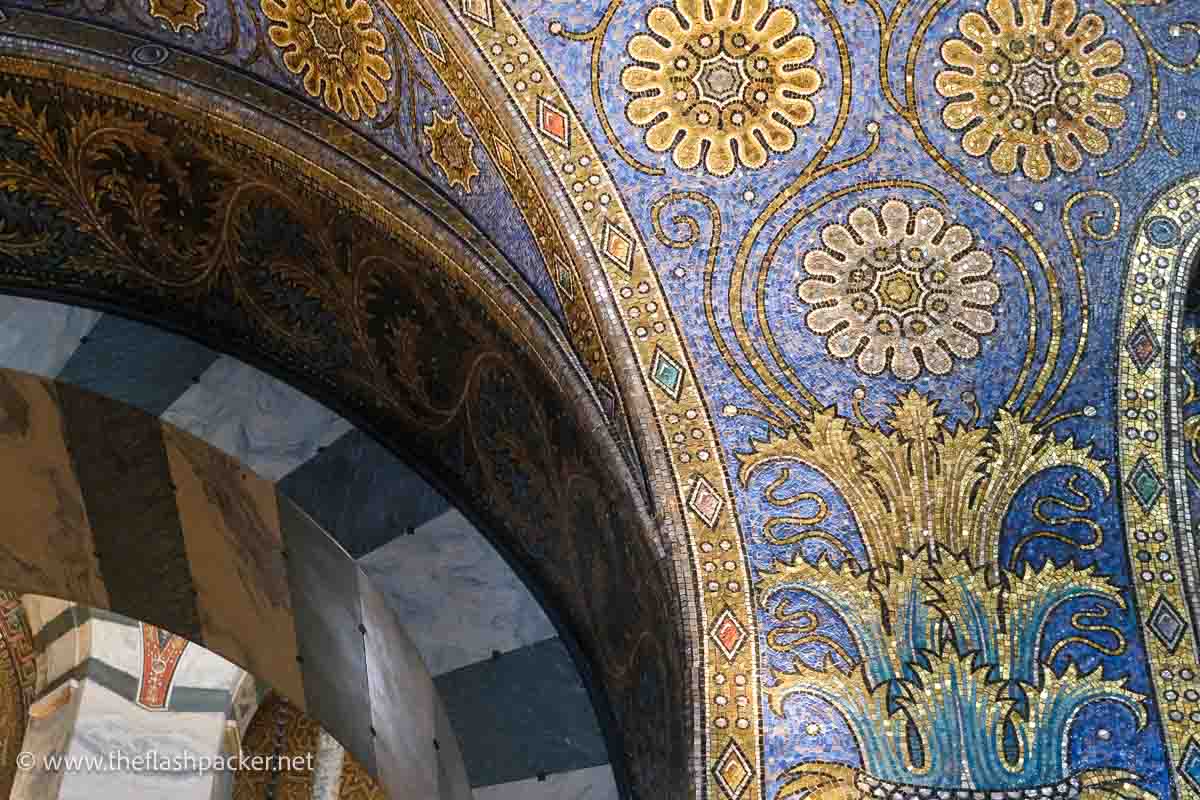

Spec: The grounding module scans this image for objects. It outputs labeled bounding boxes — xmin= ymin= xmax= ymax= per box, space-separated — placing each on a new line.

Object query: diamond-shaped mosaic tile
xmin=1126 ymin=315 xmax=1161 ymax=373
xmin=415 ymin=20 xmax=445 ymax=63
xmin=554 ymin=255 xmax=576 ymax=301
xmin=1148 ymin=595 xmax=1186 ymax=652
xmin=536 ymin=96 xmax=570 ymax=148
xmin=710 ymin=607 xmax=747 ymax=662
xmin=713 ymin=738 xmax=752 ymax=800
xmin=1181 ymin=737 xmax=1200 ymax=795
xmin=1127 ymin=455 xmax=1164 ymax=513
xmin=491 ymin=135 xmax=517 ymax=178
xmin=688 ymin=475 xmax=723 ymax=527
xmin=461 ymin=0 xmax=494 ymax=27
xmin=601 ymin=221 xmax=634 ymax=272
xmin=595 ymin=381 xmax=616 ymax=419
xmin=650 ymin=346 xmax=684 ymax=400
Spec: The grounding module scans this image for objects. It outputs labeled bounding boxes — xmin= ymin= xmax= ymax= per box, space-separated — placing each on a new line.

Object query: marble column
xmin=11 ymin=595 xmax=248 ymax=800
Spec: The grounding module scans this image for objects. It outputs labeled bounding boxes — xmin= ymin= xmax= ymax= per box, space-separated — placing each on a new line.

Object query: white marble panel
xmin=43 ymin=624 xmax=86 ymax=690
xmin=359 ymin=509 xmax=556 ymax=675
xmin=0 ymin=298 xmax=100 ymax=377
xmin=56 ymin=680 xmax=226 ymax=800
xmin=162 ymin=358 xmax=352 ymax=481
xmin=171 ymin=646 xmax=243 ymax=692
xmin=10 ymin=682 xmax=82 ymax=800
xmin=87 ymin=619 xmax=143 ymax=678
xmin=472 ymin=766 xmax=619 ymax=800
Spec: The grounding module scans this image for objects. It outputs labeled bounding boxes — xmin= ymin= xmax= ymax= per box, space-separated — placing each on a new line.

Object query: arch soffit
xmin=0 ymin=289 xmax=621 ymax=796
xmin=0 ymin=365 xmax=446 ymax=798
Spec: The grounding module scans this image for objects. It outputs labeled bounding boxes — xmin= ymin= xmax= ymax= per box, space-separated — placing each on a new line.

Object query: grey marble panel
xmin=357 ymin=570 xmax=438 ymax=799
xmin=280 ymin=428 xmax=449 ymax=557
xmin=57 ymin=315 xmax=219 ymax=416
xmin=358 ymin=509 xmax=556 ymax=675
xmin=57 ymin=679 xmax=225 ymax=800
xmin=472 ymin=766 xmax=620 ymax=800
xmin=436 ymin=695 xmax=472 ymax=800
xmin=87 ymin=619 xmax=143 ymax=679
xmin=0 ymin=296 xmax=99 ymax=378
xmin=276 ymin=496 xmax=374 ymax=774
xmin=162 ymin=358 xmax=351 ymax=481
xmin=435 ymin=638 xmax=608 ymax=787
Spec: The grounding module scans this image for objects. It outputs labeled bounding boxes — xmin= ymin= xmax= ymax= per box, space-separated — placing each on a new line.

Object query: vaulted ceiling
xmin=0 ymin=0 xmax=1196 ymax=799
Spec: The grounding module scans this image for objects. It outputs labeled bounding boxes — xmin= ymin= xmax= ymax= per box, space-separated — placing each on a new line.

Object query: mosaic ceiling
xmin=0 ymin=0 xmax=1199 ymax=799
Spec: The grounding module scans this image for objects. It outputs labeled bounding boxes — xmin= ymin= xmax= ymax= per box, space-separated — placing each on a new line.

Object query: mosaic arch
xmin=3 ymin=0 xmax=1200 ymax=799
xmin=0 ymin=25 xmax=687 ymax=800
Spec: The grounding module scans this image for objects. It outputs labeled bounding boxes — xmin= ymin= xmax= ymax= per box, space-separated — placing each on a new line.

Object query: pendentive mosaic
xmin=0 ymin=40 xmax=685 ymax=798
xmin=453 ymin=0 xmax=1200 ymax=797
xmin=2 ymin=0 xmax=1200 ymax=798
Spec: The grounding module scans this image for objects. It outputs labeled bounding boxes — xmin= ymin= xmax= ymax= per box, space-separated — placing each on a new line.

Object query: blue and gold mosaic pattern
xmin=453 ymin=0 xmax=1200 ymax=798
xmin=4 ymin=0 xmax=1200 ymax=798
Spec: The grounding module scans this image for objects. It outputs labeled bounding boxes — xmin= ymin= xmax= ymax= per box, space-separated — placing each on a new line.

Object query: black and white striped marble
xmin=0 ymin=295 xmax=617 ymax=799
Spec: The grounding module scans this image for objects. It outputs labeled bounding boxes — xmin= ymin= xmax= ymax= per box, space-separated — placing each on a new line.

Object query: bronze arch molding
xmin=0 ymin=27 xmax=690 ymax=800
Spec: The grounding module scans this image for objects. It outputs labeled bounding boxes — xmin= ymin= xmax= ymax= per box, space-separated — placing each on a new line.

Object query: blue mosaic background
xmin=514 ymin=0 xmax=1200 ymax=795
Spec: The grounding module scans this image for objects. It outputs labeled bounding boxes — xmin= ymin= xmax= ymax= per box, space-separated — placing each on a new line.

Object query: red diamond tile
xmin=687 ymin=475 xmax=722 ymax=527
xmin=601 ymin=221 xmax=634 ymax=272
xmin=710 ymin=607 xmax=746 ymax=662
xmin=537 ymin=97 xmax=570 ymax=148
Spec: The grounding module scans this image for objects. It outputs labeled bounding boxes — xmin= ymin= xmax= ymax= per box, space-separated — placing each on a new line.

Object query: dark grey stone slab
xmin=435 ymin=638 xmax=609 ymax=787
xmin=57 ymin=315 xmax=219 ymax=417
xmin=276 ymin=495 xmax=374 ymax=773
xmin=358 ymin=571 xmax=438 ymax=798
xmin=279 ymin=428 xmax=449 ymax=558
xmin=58 ymin=381 xmax=202 ymax=642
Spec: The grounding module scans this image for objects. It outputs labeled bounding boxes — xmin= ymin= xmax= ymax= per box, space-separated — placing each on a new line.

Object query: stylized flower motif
xmin=262 ymin=0 xmax=392 ymax=120
xmin=424 ymin=111 xmax=480 ymax=194
xmin=936 ymin=0 xmax=1131 ymax=181
xmin=797 ymin=200 xmax=1000 ymax=380
xmin=148 ymin=0 xmax=206 ymax=33
xmin=620 ymin=0 xmax=821 ymax=177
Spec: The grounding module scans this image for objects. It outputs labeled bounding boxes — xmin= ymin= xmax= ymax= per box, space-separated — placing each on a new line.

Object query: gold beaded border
xmin=1118 ymin=174 xmax=1200 ymax=800
xmin=436 ymin=3 xmax=763 ymax=799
